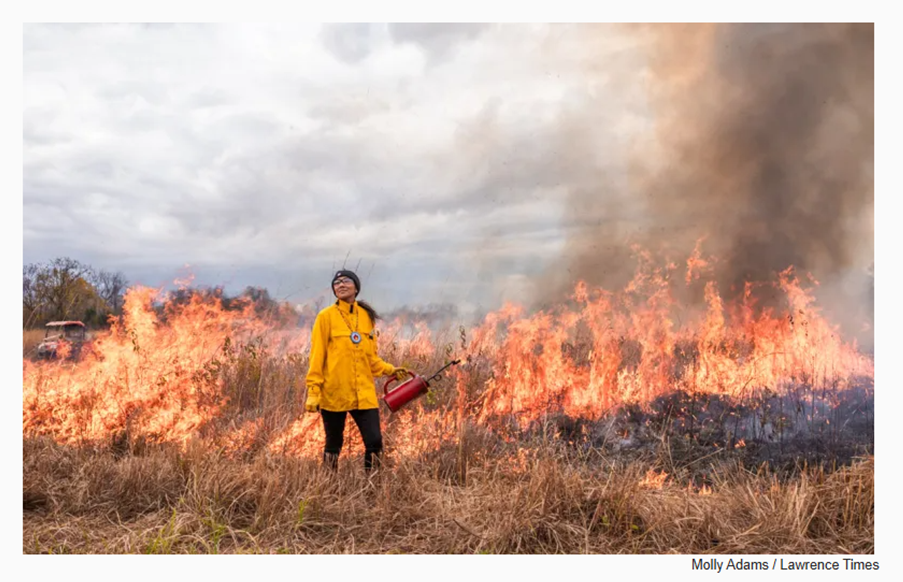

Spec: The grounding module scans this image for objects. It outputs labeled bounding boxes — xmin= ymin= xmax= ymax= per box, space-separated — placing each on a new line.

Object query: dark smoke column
xmin=550 ymin=24 xmax=873 ymax=329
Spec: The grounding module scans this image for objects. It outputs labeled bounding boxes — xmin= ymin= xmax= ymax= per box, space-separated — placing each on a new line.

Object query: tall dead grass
xmin=23 ymin=328 xmax=44 ymax=357
xmin=23 ymin=322 xmax=873 ymax=554
xmin=23 ymin=435 xmax=873 ymax=554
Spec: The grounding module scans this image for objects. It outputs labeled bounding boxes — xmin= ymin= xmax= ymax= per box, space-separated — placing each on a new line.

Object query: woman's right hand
xmin=305 ymin=393 xmax=320 ymax=413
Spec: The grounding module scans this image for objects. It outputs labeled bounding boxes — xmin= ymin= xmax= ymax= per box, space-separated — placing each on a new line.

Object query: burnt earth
xmin=518 ymin=378 xmax=874 ymax=477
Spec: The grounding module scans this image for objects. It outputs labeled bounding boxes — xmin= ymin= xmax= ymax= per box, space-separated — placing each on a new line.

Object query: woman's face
xmin=333 ymin=277 xmax=357 ymax=303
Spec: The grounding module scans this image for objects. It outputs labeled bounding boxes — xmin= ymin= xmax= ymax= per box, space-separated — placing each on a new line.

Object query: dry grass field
xmin=23 ymin=436 xmax=873 ymax=554
xmin=23 ymin=268 xmax=874 ymax=554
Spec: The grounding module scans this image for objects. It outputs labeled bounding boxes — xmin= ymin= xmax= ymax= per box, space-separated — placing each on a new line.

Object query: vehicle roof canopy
xmin=45 ymin=321 xmax=86 ymax=327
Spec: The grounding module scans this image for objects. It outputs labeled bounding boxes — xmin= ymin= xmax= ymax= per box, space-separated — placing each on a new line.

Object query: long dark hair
xmin=356 ymin=299 xmax=380 ymax=322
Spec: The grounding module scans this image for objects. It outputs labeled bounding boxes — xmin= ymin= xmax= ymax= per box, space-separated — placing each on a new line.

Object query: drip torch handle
xmin=384 ymin=377 xmax=398 ymax=395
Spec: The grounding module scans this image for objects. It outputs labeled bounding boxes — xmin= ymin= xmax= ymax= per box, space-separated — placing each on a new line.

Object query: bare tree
xmin=23 ymin=263 xmax=41 ymax=328
xmin=25 ymin=258 xmax=105 ymax=325
xmin=91 ymin=269 xmax=129 ymax=315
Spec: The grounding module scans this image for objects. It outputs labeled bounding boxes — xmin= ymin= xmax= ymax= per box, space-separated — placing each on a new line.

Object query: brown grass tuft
xmin=23 ymin=437 xmax=873 ymax=554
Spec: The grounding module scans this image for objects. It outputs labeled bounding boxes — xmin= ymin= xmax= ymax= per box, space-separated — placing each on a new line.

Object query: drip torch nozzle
xmin=425 ymin=358 xmax=462 ymax=384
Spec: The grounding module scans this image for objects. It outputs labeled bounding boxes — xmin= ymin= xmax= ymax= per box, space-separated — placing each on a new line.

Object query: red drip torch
xmin=382 ymin=359 xmax=462 ymax=413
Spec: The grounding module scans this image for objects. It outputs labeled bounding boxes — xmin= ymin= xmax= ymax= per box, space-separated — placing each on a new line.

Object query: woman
xmin=305 ymin=269 xmax=411 ymax=471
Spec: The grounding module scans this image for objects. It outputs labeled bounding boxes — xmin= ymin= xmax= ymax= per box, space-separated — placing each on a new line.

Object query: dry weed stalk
xmin=24 ymin=435 xmax=873 ymax=554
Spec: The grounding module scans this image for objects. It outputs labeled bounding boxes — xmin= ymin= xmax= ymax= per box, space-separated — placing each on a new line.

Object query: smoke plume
xmin=538 ymin=24 xmax=874 ymax=330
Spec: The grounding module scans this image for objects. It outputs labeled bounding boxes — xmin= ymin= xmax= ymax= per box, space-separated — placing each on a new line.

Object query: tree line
xmin=23 ymin=257 xmax=127 ymax=328
xmin=24 ymin=257 xmax=300 ymax=329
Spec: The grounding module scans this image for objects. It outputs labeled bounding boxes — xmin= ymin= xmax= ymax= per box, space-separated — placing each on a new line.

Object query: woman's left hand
xmin=393 ymin=367 xmax=412 ymax=381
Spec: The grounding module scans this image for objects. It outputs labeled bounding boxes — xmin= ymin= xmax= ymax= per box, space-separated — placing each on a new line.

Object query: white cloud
xmin=22 ymin=23 xmax=654 ymax=312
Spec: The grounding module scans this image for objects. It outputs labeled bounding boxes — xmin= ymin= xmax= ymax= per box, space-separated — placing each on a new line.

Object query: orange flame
xmin=639 ymin=469 xmax=669 ymax=489
xmin=22 ymin=247 xmax=873 ymax=462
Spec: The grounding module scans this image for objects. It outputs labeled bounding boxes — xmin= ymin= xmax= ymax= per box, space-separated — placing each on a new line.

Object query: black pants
xmin=321 ymin=408 xmax=383 ymax=470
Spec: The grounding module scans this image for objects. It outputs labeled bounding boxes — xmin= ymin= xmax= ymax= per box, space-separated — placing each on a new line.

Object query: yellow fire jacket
xmin=305 ymin=299 xmax=397 ymax=411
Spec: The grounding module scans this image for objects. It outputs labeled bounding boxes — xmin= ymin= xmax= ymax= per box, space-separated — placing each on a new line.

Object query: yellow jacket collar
xmin=335 ymin=299 xmax=356 ymax=313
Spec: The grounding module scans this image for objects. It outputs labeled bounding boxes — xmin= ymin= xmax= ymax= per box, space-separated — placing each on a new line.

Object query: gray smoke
xmin=535 ymin=24 xmax=873 ymax=344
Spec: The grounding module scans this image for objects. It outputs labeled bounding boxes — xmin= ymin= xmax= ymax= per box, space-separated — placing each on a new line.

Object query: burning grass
xmin=22 ymin=249 xmax=874 ymax=554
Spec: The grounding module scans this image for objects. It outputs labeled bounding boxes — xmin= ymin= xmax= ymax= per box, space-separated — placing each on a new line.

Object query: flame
xmin=639 ymin=469 xmax=669 ymax=489
xmin=23 ymin=286 xmax=268 ymax=446
xmin=22 ymin=247 xmax=874 ymax=462
xmin=686 ymin=237 xmax=713 ymax=285
xmin=468 ymin=255 xmax=871 ymax=426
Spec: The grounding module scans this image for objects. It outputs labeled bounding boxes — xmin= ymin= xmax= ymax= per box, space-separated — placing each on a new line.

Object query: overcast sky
xmin=22 ymin=22 xmax=877 ymax=328
xmin=23 ymin=23 xmax=658 ymax=315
